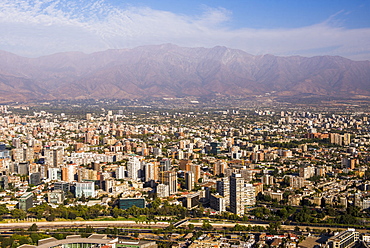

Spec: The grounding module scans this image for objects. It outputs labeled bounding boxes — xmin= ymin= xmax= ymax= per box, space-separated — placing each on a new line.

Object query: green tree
xmin=0 ymin=204 xmax=9 ymax=215
xmin=112 ymin=207 xmax=123 ymax=218
xmin=151 ymin=198 xmax=161 ymax=209
xmin=278 ymin=208 xmax=289 ymax=220
xmin=30 ymin=233 xmax=39 ymax=244
xmin=201 ymin=220 xmax=213 ymax=231
xmin=188 ymin=224 xmax=194 ymax=231
xmin=28 ymin=223 xmax=38 ymax=232
xmin=268 ymin=221 xmax=281 ymax=234
xmin=11 ymin=209 xmax=27 ymax=220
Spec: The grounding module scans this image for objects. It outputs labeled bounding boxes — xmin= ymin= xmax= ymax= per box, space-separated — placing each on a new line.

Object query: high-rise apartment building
xmin=230 ymin=173 xmax=245 ymax=215
xmin=185 ymin=171 xmax=195 ymax=190
xmin=160 ymin=158 xmax=171 ymax=171
xmin=191 ymin=164 xmax=201 ymax=182
xmin=156 ymin=183 xmax=170 ymax=198
xmin=144 ymin=162 xmax=159 ymax=182
xmin=330 ymin=133 xmax=351 ymax=146
xmin=217 ymin=177 xmax=230 ymax=206
xmin=116 ymin=166 xmax=125 ymax=179
xmin=62 ymin=164 xmax=77 ymax=182
xmin=48 ymin=167 xmax=62 ymax=181
xmin=244 ymin=183 xmax=256 ymax=206
xmin=127 ymin=156 xmax=141 ymax=181
xmin=159 ymin=171 xmax=177 ymax=195
xmin=214 ymin=160 xmax=227 ymax=176
xmin=299 ymin=165 xmax=315 ymax=179
xmin=262 ymin=175 xmax=274 ymax=185
xmin=19 ymin=192 xmax=33 ymax=211
xmin=44 ymin=147 xmax=64 ymax=167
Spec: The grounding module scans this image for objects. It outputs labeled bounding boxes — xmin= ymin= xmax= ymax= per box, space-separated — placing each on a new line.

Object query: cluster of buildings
xmin=0 ymin=105 xmax=368 ymax=219
xmin=19 ymin=234 xmax=157 ymax=248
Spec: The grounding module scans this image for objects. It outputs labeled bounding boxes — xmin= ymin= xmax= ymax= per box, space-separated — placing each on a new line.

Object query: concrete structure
xmin=159 ymin=158 xmax=171 ymax=171
xmin=29 ymin=172 xmax=41 ymax=185
xmin=210 ymin=193 xmax=226 ymax=212
xmin=230 ymin=173 xmax=245 ymax=215
xmin=118 ymin=198 xmax=146 ymax=210
xmin=144 ymin=162 xmax=158 ymax=182
xmin=213 ymin=160 xmax=227 ymax=176
xmin=117 ymin=240 xmax=157 ymax=248
xmin=48 ymin=190 xmax=65 ymax=204
xmin=216 ymin=177 xmax=230 ymax=206
xmin=185 ymin=171 xmax=195 ymax=190
xmin=75 ymin=181 xmax=96 ymax=198
xmin=183 ymin=192 xmax=200 ymax=209
xmin=116 ymin=166 xmax=125 ymax=179
xmin=48 ymin=167 xmax=62 ymax=181
xmin=244 ymin=183 xmax=256 ymax=206
xmin=54 ymin=181 xmax=70 ymax=193
xmin=19 ymin=234 xmax=119 ymax=248
xmin=327 ymin=228 xmax=359 ymax=248
xmin=127 ymin=156 xmax=141 ymax=181
xmin=159 ymin=171 xmax=177 ymax=195
xmin=262 ymin=175 xmax=274 ymax=185
xmin=0 ymin=175 xmax=8 ymax=189
xmin=19 ymin=192 xmax=33 ymax=211
xmin=156 ymin=183 xmax=169 ymax=198
xmin=44 ymin=147 xmax=64 ymax=168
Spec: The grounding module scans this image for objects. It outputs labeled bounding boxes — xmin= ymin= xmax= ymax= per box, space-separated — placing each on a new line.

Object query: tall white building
xmin=62 ymin=164 xmax=77 ymax=182
xmin=144 ymin=162 xmax=157 ymax=182
xmin=230 ymin=174 xmax=256 ymax=215
xmin=185 ymin=171 xmax=195 ymax=190
xmin=159 ymin=171 xmax=177 ymax=195
xmin=48 ymin=167 xmax=62 ymax=181
xmin=127 ymin=156 xmax=141 ymax=181
xmin=230 ymin=173 xmax=245 ymax=215
xmin=262 ymin=175 xmax=274 ymax=185
xmin=44 ymin=147 xmax=64 ymax=167
xmin=75 ymin=182 xmax=96 ymax=198
xmin=116 ymin=166 xmax=125 ymax=179
xmin=156 ymin=184 xmax=170 ymax=198
xmin=244 ymin=183 xmax=256 ymax=206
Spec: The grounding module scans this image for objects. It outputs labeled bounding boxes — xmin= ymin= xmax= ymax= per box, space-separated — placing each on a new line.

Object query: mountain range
xmin=0 ymin=44 xmax=369 ymax=103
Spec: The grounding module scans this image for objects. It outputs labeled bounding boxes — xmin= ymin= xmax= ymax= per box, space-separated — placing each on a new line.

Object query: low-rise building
xmin=327 ymin=228 xmax=359 ymax=248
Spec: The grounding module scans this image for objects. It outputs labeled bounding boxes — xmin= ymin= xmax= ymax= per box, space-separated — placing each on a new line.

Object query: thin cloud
xmin=0 ymin=0 xmax=369 ymax=60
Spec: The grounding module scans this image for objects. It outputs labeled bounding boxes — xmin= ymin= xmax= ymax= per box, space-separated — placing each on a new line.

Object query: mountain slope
xmin=0 ymin=44 xmax=369 ymax=102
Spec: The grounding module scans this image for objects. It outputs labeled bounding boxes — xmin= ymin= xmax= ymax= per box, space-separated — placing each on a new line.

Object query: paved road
xmin=0 ymin=220 xmax=169 ymax=230
xmin=188 ymin=221 xmax=369 ymax=233
xmin=0 ymin=220 xmax=366 ymax=234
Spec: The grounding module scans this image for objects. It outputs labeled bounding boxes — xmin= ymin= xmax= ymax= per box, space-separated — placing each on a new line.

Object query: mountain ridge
xmin=0 ymin=44 xmax=369 ymax=102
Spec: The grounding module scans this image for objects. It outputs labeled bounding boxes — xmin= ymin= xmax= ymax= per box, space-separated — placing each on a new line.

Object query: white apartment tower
xmin=75 ymin=181 xmax=96 ymax=198
xmin=185 ymin=171 xmax=195 ymax=190
xmin=126 ymin=156 xmax=141 ymax=181
xmin=116 ymin=166 xmax=125 ymax=179
xmin=244 ymin=183 xmax=256 ymax=206
xmin=230 ymin=173 xmax=245 ymax=215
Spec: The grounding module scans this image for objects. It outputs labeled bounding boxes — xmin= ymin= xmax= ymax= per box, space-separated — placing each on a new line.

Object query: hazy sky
xmin=0 ymin=0 xmax=369 ymax=60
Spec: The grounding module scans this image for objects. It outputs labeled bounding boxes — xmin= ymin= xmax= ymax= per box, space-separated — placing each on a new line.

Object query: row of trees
xmin=2 ymin=198 xmax=189 ymax=222
xmin=251 ymin=204 xmax=366 ymax=226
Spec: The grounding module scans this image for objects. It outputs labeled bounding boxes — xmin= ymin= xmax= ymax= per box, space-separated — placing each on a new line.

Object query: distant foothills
xmin=0 ymin=44 xmax=369 ymax=103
